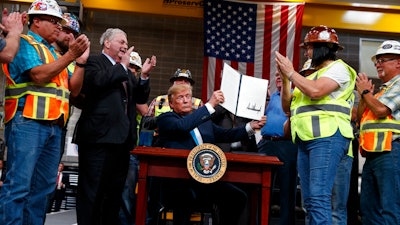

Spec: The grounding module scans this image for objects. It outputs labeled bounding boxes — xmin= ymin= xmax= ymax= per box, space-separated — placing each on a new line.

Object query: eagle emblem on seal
xmin=198 ymin=153 xmax=217 ymax=174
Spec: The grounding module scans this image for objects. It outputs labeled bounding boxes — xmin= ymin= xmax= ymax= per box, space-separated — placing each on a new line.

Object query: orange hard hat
xmin=300 ymin=25 xmax=343 ymax=50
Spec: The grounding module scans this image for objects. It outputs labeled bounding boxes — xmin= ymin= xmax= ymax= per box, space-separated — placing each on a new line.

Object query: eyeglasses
xmin=374 ymin=58 xmax=398 ymax=66
xmin=175 ymin=94 xmax=192 ymax=102
xmin=38 ymin=17 xmax=61 ymax=26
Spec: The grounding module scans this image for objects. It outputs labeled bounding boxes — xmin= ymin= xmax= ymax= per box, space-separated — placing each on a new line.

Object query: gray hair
xmin=99 ymin=28 xmax=127 ymax=47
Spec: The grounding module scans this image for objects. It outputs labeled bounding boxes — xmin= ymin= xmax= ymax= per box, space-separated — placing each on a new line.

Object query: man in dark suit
xmin=46 ymin=163 xmax=70 ymax=212
xmin=73 ymin=28 xmax=151 ymax=225
xmin=156 ymin=84 xmax=266 ymax=225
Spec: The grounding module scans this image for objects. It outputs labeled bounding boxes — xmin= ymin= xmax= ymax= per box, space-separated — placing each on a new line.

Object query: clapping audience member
xmin=73 ymin=28 xmax=150 ymax=225
xmin=156 ymin=84 xmax=266 ymax=225
xmin=356 ymin=40 xmax=400 ymax=225
xmin=119 ymin=51 xmax=156 ymax=225
xmin=301 ymin=58 xmax=356 ymax=225
xmin=257 ymin=73 xmax=298 ymax=225
xmin=0 ymin=0 xmax=89 ymax=224
xmin=276 ymin=25 xmax=357 ymax=225
xmin=0 ymin=8 xmax=27 ymax=63
xmin=50 ymin=12 xmax=90 ymax=161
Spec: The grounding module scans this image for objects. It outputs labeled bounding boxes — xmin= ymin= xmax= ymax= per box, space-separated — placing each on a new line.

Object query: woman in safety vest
xmin=275 ymin=25 xmax=357 ymax=225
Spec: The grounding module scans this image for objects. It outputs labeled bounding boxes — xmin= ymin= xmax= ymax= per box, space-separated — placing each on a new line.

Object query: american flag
xmin=202 ymin=0 xmax=305 ymax=101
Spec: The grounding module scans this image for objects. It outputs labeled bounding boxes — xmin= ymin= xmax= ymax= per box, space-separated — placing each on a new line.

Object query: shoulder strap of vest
xmin=156 ymin=95 xmax=168 ymax=103
xmin=20 ymin=34 xmax=48 ymax=65
xmin=192 ymin=97 xmax=202 ymax=107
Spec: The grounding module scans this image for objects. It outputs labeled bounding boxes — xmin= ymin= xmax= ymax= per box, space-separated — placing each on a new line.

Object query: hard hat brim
xmin=170 ymin=77 xmax=195 ymax=85
xmin=300 ymin=42 xmax=344 ymax=50
xmin=27 ymin=13 xmax=67 ymax=26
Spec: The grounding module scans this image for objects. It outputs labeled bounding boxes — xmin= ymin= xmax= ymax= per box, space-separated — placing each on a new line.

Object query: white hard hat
xmin=129 ymin=52 xmax=142 ymax=68
xmin=28 ymin=0 xmax=65 ymax=23
xmin=371 ymin=40 xmax=400 ymax=62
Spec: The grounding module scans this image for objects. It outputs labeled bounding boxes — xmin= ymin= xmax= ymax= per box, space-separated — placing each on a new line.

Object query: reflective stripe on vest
xmin=291 ymin=104 xmax=351 ymax=116
xmin=293 ymin=104 xmax=352 ymax=138
xmin=359 ymin=80 xmax=400 ymax=152
xmin=289 ymin=59 xmax=356 ymax=142
xmin=2 ymin=34 xmax=70 ymax=124
xmin=154 ymin=95 xmax=171 ymax=117
xmin=359 ymin=113 xmax=400 ymax=152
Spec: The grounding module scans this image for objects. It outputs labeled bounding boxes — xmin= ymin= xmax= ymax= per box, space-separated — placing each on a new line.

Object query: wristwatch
xmin=75 ymin=62 xmax=86 ymax=68
xmin=361 ymin=89 xmax=370 ymax=98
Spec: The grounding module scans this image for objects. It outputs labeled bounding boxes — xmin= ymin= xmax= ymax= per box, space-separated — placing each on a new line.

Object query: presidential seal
xmin=187 ymin=143 xmax=227 ymax=184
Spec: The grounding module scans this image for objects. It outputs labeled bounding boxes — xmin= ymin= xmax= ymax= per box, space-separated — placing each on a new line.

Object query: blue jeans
xmin=297 ymin=130 xmax=350 ymax=225
xmin=119 ymin=155 xmax=139 ymax=225
xmin=0 ymin=111 xmax=62 ymax=225
xmin=331 ymin=154 xmax=353 ymax=225
xmin=257 ymin=138 xmax=298 ymax=225
xmin=360 ymin=141 xmax=400 ymax=225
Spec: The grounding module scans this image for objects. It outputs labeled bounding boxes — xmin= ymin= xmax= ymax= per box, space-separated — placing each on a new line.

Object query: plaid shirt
xmin=378 ymin=75 xmax=400 ymax=121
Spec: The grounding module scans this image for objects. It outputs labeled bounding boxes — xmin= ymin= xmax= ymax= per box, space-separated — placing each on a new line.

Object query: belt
xmin=17 ymin=106 xmax=64 ymax=127
xmin=37 ymin=118 xmax=64 ymax=127
xmin=262 ymin=135 xmax=288 ymax=141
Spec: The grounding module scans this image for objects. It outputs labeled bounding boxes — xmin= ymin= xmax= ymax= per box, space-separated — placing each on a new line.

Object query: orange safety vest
xmin=2 ymin=34 xmax=70 ymax=125
xmin=359 ymin=80 xmax=400 ymax=152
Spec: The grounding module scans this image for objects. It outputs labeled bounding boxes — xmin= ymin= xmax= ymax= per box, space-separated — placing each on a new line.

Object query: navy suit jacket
xmin=156 ymin=106 xmax=249 ymax=150
xmin=73 ymin=54 xmax=150 ymax=149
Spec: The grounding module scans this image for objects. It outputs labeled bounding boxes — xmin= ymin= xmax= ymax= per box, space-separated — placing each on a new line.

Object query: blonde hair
xmin=168 ymin=84 xmax=192 ymax=103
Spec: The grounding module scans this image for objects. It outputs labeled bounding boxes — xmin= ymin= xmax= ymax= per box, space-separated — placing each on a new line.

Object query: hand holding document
xmin=219 ymin=63 xmax=269 ymax=120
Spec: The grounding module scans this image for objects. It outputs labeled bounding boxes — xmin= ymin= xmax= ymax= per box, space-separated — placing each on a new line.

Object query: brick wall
xmin=82 ymin=9 xmax=205 ymax=101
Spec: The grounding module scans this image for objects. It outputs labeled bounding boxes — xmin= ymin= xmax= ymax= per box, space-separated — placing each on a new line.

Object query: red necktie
xmin=122 ymin=81 xmax=128 ymax=114
xmin=56 ymin=172 xmax=61 ymax=189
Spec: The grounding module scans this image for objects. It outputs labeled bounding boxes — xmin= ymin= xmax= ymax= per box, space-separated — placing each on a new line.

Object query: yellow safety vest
xmin=290 ymin=59 xmax=356 ymax=143
xmin=2 ymin=34 xmax=70 ymax=125
xmin=359 ymin=77 xmax=400 ymax=152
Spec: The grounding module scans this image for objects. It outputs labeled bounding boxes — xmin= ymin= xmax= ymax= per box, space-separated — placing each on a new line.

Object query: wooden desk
xmin=133 ymin=146 xmax=283 ymax=225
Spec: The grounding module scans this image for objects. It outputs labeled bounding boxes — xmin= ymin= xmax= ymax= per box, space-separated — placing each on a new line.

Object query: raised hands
xmin=67 ymin=34 xmax=90 ymax=60
xmin=356 ymin=72 xmax=374 ymax=96
xmin=1 ymin=8 xmax=27 ymax=36
xmin=141 ymin=55 xmax=157 ymax=78
xmin=208 ymin=90 xmax=225 ymax=108
xmin=275 ymin=51 xmax=295 ymax=81
xmin=74 ymin=35 xmax=90 ymax=64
